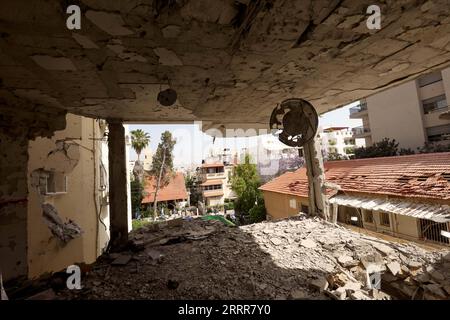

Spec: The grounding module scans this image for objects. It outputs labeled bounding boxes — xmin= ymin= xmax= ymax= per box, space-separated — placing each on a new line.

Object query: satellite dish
xmin=157 ymin=88 xmax=177 ymax=106
xmin=269 ymin=98 xmax=318 ymax=147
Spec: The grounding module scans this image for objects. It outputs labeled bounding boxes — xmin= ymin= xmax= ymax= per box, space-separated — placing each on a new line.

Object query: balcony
xmin=349 ymin=102 xmax=368 ymax=119
xmin=202 ymin=172 xmax=226 ymax=180
xmin=203 ymin=189 xmax=224 ymax=198
xmin=352 ymin=126 xmax=371 ymax=138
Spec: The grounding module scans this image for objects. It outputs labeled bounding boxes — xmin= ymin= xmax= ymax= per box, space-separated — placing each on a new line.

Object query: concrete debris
xmin=309 ymin=277 xmax=329 ymax=292
xmin=42 ymin=203 xmax=83 ymax=244
xmin=290 ymin=289 xmax=307 ymax=300
xmin=25 ymin=288 xmax=57 ymax=300
xmin=337 ymin=255 xmax=358 ymax=268
xmin=300 ymin=239 xmax=317 ymax=249
xmin=270 ymin=237 xmax=283 ymax=246
xmin=387 ymin=261 xmax=401 ymax=276
xmin=424 ymin=284 xmax=447 ymax=299
xmin=111 ymin=254 xmax=132 ymax=266
xmin=58 ymin=217 xmax=449 ymax=300
xmin=429 ymin=270 xmax=445 ymax=282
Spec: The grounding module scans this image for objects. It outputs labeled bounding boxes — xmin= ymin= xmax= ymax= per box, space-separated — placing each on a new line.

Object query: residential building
xmin=239 ymin=136 xmax=302 ymax=181
xmin=318 ymin=126 xmax=362 ymax=159
xmin=142 ymin=172 xmax=189 ymax=210
xmin=349 ymin=67 xmax=450 ymax=150
xmin=260 ymin=153 xmax=450 ymax=246
xmin=198 ymin=161 xmax=236 ymax=207
xmin=142 ymin=147 xmax=153 ymax=171
xmin=26 ymin=114 xmax=132 ymax=279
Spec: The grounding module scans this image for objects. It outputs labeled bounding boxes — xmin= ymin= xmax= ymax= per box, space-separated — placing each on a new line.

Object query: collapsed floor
xmin=15 ymin=216 xmax=450 ymax=300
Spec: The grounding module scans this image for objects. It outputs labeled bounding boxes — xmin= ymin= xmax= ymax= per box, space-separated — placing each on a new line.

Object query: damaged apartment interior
xmin=1 ymin=0 xmax=450 ymax=302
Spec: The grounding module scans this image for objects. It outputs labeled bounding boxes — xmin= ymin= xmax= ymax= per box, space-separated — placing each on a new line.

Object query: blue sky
xmin=128 ymin=102 xmax=362 ymax=168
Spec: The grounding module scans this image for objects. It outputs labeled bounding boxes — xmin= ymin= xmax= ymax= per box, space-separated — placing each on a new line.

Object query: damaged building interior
xmin=1 ymin=0 xmax=450 ymax=301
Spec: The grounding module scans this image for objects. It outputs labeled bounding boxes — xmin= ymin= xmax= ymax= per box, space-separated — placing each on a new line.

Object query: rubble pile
xmin=243 ymin=217 xmax=450 ymax=300
xmin=57 ymin=216 xmax=449 ymax=300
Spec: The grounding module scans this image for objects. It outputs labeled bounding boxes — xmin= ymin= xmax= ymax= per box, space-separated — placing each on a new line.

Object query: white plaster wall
xmin=367 ymin=81 xmax=427 ymax=150
xmin=442 ymin=66 xmax=450 ymax=105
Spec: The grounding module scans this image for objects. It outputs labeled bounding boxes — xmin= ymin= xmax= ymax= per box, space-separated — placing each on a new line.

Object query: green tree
xmin=326 ymin=152 xmax=346 ymax=161
xmin=231 ymin=154 xmax=266 ymax=224
xmin=130 ymin=129 xmax=150 ymax=162
xmin=150 ymin=131 xmax=176 ymax=218
xmin=354 ymin=138 xmax=399 ymax=159
xmin=130 ymin=178 xmax=146 ymax=218
xmin=417 ymin=142 xmax=450 ymax=153
xmin=185 ymin=172 xmax=202 ymax=206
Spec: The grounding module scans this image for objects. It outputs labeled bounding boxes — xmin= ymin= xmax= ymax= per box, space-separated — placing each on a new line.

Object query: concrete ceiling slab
xmin=0 ymin=0 xmax=449 ymax=131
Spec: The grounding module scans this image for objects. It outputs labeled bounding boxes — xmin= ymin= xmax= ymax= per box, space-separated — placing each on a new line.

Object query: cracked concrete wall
xmin=0 ymin=99 xmax=66 ymax=281
xmin=0 ymin=0 xmax=449 ymax=131
xmin=0 ymin=132 xmax=29 ymax=281
xmin=27 ymin=114 xmax=110 ymax=279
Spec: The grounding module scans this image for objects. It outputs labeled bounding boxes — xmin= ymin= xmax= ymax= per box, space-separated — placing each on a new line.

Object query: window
xmin=426 ymin=124 xmax=450 ymax=142
xmin=422 ymin=95 xmax=447 ymax=114
xmin=379 ymin=212 xmax=390 ymax=227
xmin=204 ymin=184 xmax=222 ymax=191
xmin=300 ymin=204 xmax=309 ymax=213
xmin=40 ymin=170 xmax=67 ymax=195
xmin=364 ymin=210 xmax=374 ymax=223
xmin=419 ymin=219 xmax=449 ymax=245
xmin=289 ymin=199 xmax=296 ymax=209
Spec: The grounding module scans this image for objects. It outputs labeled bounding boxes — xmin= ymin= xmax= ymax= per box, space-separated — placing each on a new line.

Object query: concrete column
xmin=303 ymin=137 xmax=329 ymax=220
xmin=107 ymin=121 xmax=129 ymax=249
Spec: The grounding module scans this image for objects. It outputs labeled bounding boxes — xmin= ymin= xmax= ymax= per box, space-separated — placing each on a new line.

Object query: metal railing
xmin=349 ymin=102 xmax=368 ymax=115
xmin=352 ymin=126 xmax=371 ymax=135
xmin=423 ymin=105 xmax=449 ymax=115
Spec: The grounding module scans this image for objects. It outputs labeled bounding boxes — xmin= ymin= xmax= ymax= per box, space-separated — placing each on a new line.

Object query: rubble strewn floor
xmin=57 ymin=216 xmax=450 ymax=300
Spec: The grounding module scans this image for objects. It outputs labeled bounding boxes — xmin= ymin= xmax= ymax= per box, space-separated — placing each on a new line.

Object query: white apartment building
xmin=350 ymin=67 xmax=450 ymax=150
xmin=318 ymin=126 xmax=361 ymax=159
xmin=199 ymin=148 xmax=236 ymax=207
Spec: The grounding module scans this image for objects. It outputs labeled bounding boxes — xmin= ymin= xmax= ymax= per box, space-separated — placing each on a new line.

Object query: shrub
xmin=249 ymin=202 xmax=267 ymax=223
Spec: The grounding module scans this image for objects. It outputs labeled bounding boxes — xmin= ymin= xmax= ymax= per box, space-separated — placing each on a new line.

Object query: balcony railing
xmin=349 ymin=102 xmax=368 ymax=115
xmin=204 ymin=172 xmax=225 ymax=179
xmin=352 ymin=126 xmax=371 ymax=136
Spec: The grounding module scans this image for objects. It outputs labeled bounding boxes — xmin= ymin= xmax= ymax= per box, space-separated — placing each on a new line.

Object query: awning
xmin=329 ymin=194 xmax=450 ymax=223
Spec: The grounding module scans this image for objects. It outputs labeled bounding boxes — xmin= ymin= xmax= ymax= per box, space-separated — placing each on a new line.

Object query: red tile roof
xmin=142 ymin=172 xmax=188 ymax=203
xmin=260 ymin=152 xmax=450 ymax=200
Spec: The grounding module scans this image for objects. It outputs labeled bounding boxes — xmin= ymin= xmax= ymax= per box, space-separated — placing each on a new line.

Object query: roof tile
xmin=260 ymin=152 xmax=450 ymax=200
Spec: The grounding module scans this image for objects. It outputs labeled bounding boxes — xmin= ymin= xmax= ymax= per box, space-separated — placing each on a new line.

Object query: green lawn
xmin=132 ymin=219 xmax=153 ymax=230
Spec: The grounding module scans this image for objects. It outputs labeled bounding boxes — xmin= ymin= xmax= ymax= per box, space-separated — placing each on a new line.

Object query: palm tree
xmin=130 ymin=129 xmax=150 ymax=162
